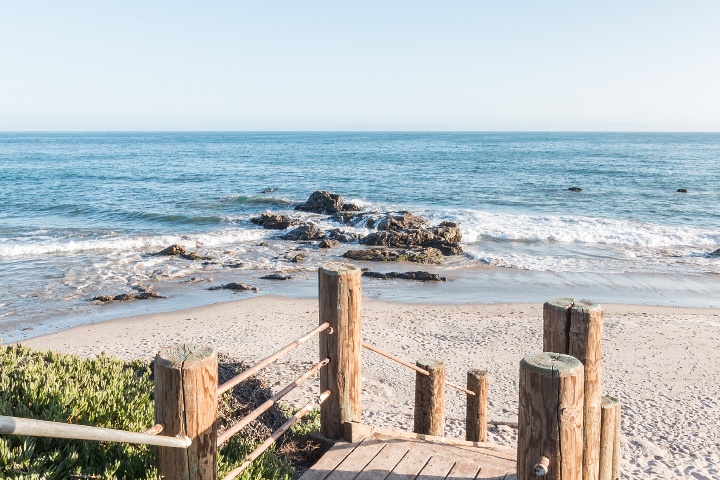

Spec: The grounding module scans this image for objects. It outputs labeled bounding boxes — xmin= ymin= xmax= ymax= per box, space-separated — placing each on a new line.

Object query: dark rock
xmin=677 ymin=188 xmax=688 ymax=193
xmin=342 ymin=247 xmax=444 ymax=264
xmin=156 ymin=244 xmax=187 ymax=256
xmin=182 ymin=277 xmax=212 ymax=283
xmin=360 ymin=222 xmax=462 ymax=255
xmin=295 ymin=191 xmax=344 ymax=214
xmin=281 ymin=223 xmax=325 ymax=241
xmin=376 ymin=211 xmax=430 ymax=231
xmin=93 ymin=291 xmax=167 ymax=302
xmin=261 ymin=188 xmax=276 ymax=194
xmin=182 ymin=251 xmax=213 ymax=261
xmin=208 ymin=282 xmax=258 ymax=292
xmin=319 ymin=239 xmax=340 ymax=248
xmin=260 ymin=273 xmax=292 ymax=280
xmin=257 ymin=242 xmax=269 ymax=247
xmin=251 ymin=212 xmax=297 ymax=230
xmin=326 ymin=229 xmax=360 ymax=243
xmin=341 ymin=203 xmax=362 ymax=212
xmin=568 ymin=187 xmax=582 ymax=192
xmin=284 ymin=251 xmax=305 ymax=263
xmin=709 ymin=248 xmax=720 ymax=257
xmin=362 ymin=271 xmax=447 ymax=281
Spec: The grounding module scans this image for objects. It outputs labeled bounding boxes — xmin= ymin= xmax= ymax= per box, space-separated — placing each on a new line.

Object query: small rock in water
xmin=93 ymin=291 xmax=167 ymax=302
xmin=319 ymin=239 xmax=339 ymax=248
xmin=260 ymin=273 xmax=292 ymax=280
xmin=251 ymin=212 xmax=297 ymax=230
xmin=281 ymin=223 xmax=325 ymax=241
xmin=568 ymin=186 xmax=582 ymax=192
xmin=343 ymin=247 xmax=444 ymax=264
xmin=156 ymin=244 xmax=187 ymax=256
xmin=708 ymin=248 xmax=720 ymax=257
xmin=295 ymin=190 xmax=345 ymax=214
xmin=677 ymin=188 xmax=688 ymax=193
xmin=208 ymin=282 xmax=258 ymax=292
xmin=261 ymin=187 xmax=276 ymax=194
xmin=362 ymin=271 xmax=447 ymax=281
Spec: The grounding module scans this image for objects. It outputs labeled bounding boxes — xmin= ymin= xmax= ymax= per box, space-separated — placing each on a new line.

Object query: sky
xmin=1 ymin=1 xmax=719 ymax=131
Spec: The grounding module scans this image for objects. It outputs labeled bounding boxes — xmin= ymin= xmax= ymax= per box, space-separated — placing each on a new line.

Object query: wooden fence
xmin=0 ymin=263 xmax=622 ymax=480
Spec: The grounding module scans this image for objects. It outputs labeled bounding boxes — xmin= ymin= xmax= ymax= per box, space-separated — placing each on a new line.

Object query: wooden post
xmin=599 ymin=396 xmax=619 ymax=480
xmin=318 ymin=263 xmax=362 ymax=439
xmin=518 ymin=352 xmax=584 ymax=480
xmin=570 ymin=301 xmax=603 ymax=480
xmin=155 ymin=343 xmax=218 ymax=480
xmin=612 ymin=400 xmax=621 ymax=480
xmin=466 ymin=369 xmax=488 ymax=442
xmin=543 ymin=298 xmax=574 ymax=353
xmin=414 ymin=358 xmax=445 ymax=436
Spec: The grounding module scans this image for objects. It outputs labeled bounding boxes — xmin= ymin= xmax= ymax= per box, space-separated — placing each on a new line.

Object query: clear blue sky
xmin=1 ymin=1 xmax=718 ymax=131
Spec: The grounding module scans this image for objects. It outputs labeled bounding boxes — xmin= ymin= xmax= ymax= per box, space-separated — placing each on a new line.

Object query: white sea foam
xmin=0 ymin=228 xmax=270 ymax=257
xmin=433 ymin=210 xmax=720 ymax=248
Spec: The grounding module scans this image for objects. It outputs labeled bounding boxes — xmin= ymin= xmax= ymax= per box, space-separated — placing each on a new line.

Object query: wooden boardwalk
xmin=301 ymin=424 xmax=517 ymax=480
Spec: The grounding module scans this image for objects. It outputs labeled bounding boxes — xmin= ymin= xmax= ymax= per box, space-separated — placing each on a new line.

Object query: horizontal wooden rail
xmin=222 ymin=390 xmax=331 ymax=480
xmin=0 ymin=415 xmax=191 ymax=449
xmin=217 ymin=358 xmax=330 ymax=446
xmin=218 ymin=322 xmax=330 ymax=396
xmin=361 ymin=341 xmax=476 ymax=396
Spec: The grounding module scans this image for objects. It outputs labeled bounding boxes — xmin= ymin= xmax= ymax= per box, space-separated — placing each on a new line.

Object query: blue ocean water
xmin=1 ymin=132 xmax=720 ymax=334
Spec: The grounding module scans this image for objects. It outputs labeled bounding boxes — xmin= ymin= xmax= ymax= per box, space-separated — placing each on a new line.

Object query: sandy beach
xmin=17 ymin=294 xmax=720 ymax=479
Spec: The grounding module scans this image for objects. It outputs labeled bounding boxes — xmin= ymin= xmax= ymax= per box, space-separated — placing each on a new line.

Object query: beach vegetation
xmin=0 ymin=344 xmax=320 ymax=479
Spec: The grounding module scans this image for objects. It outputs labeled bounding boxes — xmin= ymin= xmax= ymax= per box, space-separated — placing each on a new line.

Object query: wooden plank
xmin=386 ymin=446 xmax=433 ymax=480
xmin=447 ymin=460 xmax=481 ymax=479
xmin=300 ymin=442 xmax=358 ymax=480
xmin=476 ymin=464 xmax=512 ymax=480
xmin=355 ymin=442 xmax=409 ymax=480
xmin=416 ymin=454 xmax=456 ymax=480
xmin=324 ymin=438 xmax=387 ymax=480
xmin=343 ymin=422 xmax=515 ymax=458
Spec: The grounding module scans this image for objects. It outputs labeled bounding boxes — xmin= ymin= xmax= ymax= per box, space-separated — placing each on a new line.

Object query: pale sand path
xmin=19 ymin=295 xmax=720 ymax=479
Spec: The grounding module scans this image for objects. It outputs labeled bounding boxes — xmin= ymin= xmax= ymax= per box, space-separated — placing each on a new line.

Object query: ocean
xmin=2 ymin=132 xmax=719 ymax=341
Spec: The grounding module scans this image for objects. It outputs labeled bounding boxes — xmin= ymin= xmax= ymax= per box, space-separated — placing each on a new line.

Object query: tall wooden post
xmin=599 ymin=396 xmax=619 ymax=480
xmin=414 ymin=359 xmax=445 ymax=436
xmin=155 ymin=343 xmax=218 ymax=480
xmin=466 ymin=369 xmax=488 ymax=442
xmin=612 ymin=400 xmax=621 ymax=480
xmin=543 ymin=299 xmax=604 ymax=480
xmin=570 ymin=301 xmax=603 ymax=480
xmin=318 ymin=263 xmax=362 ymax=439
xmin=518 ymin=352 xmax=584 ymax=480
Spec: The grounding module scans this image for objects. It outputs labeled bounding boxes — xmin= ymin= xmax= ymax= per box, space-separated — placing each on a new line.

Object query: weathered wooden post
xmin=518 ymin=352 xmax=584 ymax=480
xmin=612 ymin=400 xmax=621 ymax=480
xmin=543 ymin=299 xmax=604 ymax=480
xmin=155 ymin=343 xmax=218 ymax=480
xmin=318 ymin=263 xmax=362 ymax=439
xmin=543 ymin=298 xmax=574 ymax=353
xmin=414 ymin=359 xmax=445 ymax=436
xmin=466 ymin=369 xmax=488 ymax=442
xmin=571 ymin=301 xmax=603 ymax=480
xmin=599 ymin=396 xmax=619 ymax=480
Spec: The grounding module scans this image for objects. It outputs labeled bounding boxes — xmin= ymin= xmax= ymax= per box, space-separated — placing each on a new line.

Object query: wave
xmin=0 ymin=228 xmax=268 ymax=257
xmin=436 ymin=210 xmax=720 ymax=249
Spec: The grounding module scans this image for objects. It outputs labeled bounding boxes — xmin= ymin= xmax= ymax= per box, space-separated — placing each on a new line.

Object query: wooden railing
xmin=0 ymin=263 xmax=623 ymax=480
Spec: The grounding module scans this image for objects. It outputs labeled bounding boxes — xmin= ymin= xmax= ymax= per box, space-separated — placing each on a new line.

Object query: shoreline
xmin=5 ymin=261 xmax=720 ymax=344
xmin=15 ymin=294 xmax=720 ymax=479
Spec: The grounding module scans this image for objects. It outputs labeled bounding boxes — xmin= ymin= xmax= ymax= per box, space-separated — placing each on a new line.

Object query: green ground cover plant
xmin=0 ymin=344 xmax=321 ymax=479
